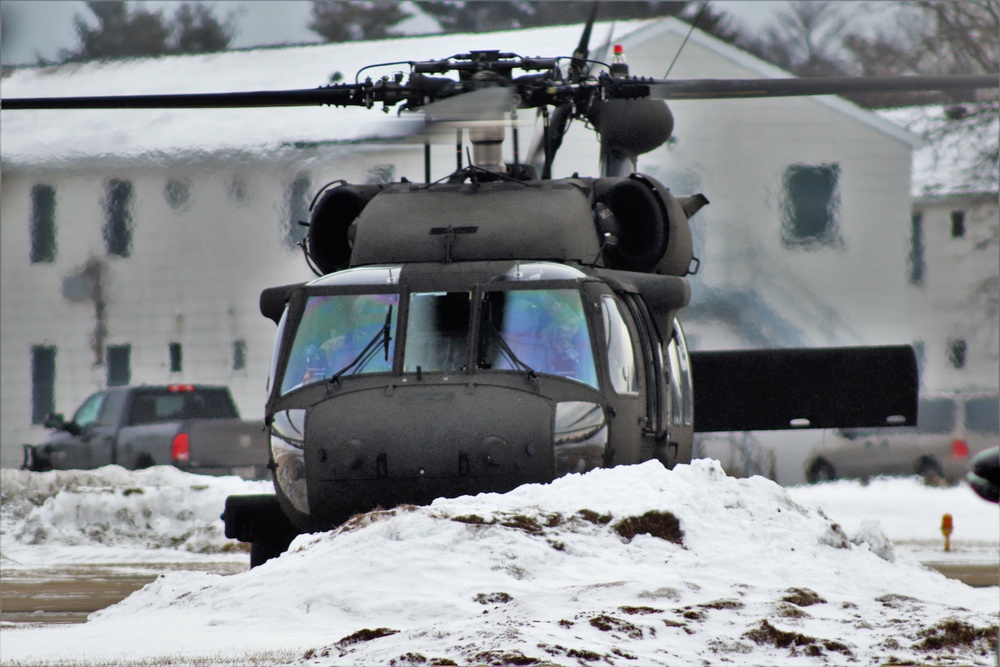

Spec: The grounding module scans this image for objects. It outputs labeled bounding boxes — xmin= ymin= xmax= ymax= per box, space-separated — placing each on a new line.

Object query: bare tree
xmin=845 ymin=2 xmax=998 ymax=191
xmin=60 ymin=1 xmax=237 ymax=62
xmin=64 ymin=1 xmax=171 ymax=61
xmin=173 ymin=3 xmax=238 ymax=55
xmin=738 ymin=2 xmax=850 ymax=78
xmin=417 ymin=1 xmax=685 ymax=34
xmin=731 ymin=0 xmax=998 ymax=106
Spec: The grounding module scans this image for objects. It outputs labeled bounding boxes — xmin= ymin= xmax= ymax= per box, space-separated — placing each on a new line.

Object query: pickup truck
xmin=22 ymin=384 xmax=270 ymax=480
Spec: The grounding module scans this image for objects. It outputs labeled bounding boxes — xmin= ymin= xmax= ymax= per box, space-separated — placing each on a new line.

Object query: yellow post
xmin=941 ymin=513 xmax=953 ymax=552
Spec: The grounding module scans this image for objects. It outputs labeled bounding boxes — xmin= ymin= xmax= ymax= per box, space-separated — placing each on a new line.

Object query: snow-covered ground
xmin=1 ymin=461 xmax=997 ymax=666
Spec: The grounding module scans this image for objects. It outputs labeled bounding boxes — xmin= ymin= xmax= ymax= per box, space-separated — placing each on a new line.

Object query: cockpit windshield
xmin=478 ymin=289 xmax=598 ymax=389
xmin=281 ymin=292 xmax=399 ymax=395
xmin=276 ymin=281 xmax=599 ymax=394
xmin=404 ymin=292 xmax=471 ymax=373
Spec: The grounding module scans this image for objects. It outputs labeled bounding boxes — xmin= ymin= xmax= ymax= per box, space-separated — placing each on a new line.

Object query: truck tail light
xmin=172 ymin=433 xmax=191 ymax=463
xmin=951 ymin=439 xmax=969 ymax=458
xmin=168 ymin=384 xmax=195 ymax=393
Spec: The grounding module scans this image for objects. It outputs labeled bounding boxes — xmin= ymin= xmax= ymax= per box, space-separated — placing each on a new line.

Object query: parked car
xmin=804 ymin=392 xmax=999 ymax=484
xmin=22 ymin=384 xmax=269 ymax=480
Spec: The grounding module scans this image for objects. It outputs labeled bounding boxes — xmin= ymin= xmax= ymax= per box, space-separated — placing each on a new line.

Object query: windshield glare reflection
xmin=479 ymin=289 xmax=598 ymax=389
xmin=278 ymin=286 xmax=600 ymax=393
xmin=281 ymin=293 xmax=399 ymax=394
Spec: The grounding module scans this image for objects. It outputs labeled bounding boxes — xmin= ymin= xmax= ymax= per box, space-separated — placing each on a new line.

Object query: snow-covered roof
xmin=1 ymin=17 xmax=921 ymax=169
xmin=878 ymin=105 xmax=1000 ymax=197
xmin=0 ymin=22 xmax=648 ymax=168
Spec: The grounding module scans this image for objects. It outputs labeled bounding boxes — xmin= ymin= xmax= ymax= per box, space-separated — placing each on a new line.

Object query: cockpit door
xmin=593 ymin=290 xmax=647 ymax=466
xmin=622 ymin=293 xmax=667 ymax=440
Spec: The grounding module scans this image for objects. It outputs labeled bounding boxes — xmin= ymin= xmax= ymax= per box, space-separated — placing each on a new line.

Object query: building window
xmin=164 ymin=178 xmax=191 ymax=211
xmin=169 ymin=342 xmax=183 ymax=373
xmin=31 ymin=345 xmax=57 ymax=424
xmin=232 ymin=339 xmax=247 ymax=370
xmin=229 ymin=175 xmax=249 ymax=204
xmin=908 ymin=212 xmax=925 ymax=285
xmin=284 ymin=175 xmax=311 ymax=249
xmin=950 ymin=210 xmax=965 ymax=238
xmin=947 ymin=339 xmax=967 ymax=369
xmin=107 ymin=344 xmax=131 ymax=386
xmin=104 ymin=178 xmax=134 ymax=257
xmin=31 ymin=184 xmax=57 ymax=264
xmin=781 ymin=163 xmax=842 ymax=249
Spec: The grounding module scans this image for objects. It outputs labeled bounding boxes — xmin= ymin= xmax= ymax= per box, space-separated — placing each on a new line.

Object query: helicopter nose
xmin=302 ymin=381 xmax=556 ymax=525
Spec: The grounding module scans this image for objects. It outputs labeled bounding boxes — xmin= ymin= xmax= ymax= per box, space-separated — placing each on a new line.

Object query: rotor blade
xmin=573 ymin=2 xmax=600 ymax=64
xmin=2 ymin=86 xmax=367 ymax=110
xmin=631 ymin=74 xmax=998 ymax=100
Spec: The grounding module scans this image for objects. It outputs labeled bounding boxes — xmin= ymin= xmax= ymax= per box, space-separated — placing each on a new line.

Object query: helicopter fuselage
xmin=222 ymin=174 xmax=917 ymax=566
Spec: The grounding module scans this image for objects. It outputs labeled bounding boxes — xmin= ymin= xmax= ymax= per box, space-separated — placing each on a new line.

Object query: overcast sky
xmin=1 ymin=1 xmax=784 ymax=66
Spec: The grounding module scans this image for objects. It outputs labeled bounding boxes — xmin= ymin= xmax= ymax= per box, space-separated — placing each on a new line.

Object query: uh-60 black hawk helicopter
xmin=9 ymin=11 xmax=997 ymax=566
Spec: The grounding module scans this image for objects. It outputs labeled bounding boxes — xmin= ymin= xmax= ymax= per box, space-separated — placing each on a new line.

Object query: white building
xmin=886 ymin=105 xmax=1000 ymax=393
xmin=1 ymin=19 xmax=941 ymax=468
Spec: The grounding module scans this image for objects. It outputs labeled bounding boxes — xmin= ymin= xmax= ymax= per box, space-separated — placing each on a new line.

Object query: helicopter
xmin=7 ymin=10 xmax=997 ymax=567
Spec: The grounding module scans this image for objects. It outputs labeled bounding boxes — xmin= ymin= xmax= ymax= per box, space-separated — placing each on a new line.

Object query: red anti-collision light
xmin=172 ymin=432 xmax=190 ymax=463
xmin=951 ymin=439 xmax=969 ymax=458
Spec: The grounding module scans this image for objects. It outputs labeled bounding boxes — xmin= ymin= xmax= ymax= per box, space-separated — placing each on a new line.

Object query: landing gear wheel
xmin=250 ymin=532 xmax=296 ymax=568
xmin=806 ymin=459 xmax=836 ymax=484
xmin=224 ymin=494 xmax=301 ymax=568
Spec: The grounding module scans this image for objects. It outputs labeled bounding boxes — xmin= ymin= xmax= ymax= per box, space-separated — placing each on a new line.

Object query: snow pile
xmin=1 ymin=465 xmax=271 ymax=560
xmin=2 ymin=460 xmax=996 ymax=666
xmin=788 ymin=476 xmax=1000 ymax=562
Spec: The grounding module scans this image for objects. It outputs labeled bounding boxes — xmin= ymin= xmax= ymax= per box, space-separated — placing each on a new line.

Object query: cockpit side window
xmin=280 ymin=292 xmax=399 ymax=395
xmin=478 ymin=288 xmax=598 ymax=389
xmin=601 ymin=296 xmax=639 ymax=395
xmin=666 ymin=319 xmax=693 ymax=426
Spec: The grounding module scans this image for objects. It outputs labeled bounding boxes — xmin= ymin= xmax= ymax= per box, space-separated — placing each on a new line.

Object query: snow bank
xmin=2 ymin=460 xmax=996 ymax=666
xmin=1 ymin=465 xmax=270 ymax=562
xmin=788 ymin=475 xmax=1000 ymax=562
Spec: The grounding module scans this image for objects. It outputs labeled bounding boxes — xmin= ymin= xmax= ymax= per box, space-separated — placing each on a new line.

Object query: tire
xmin=806 ymin=458 xmax=837 ymax=484
xmin=134 ymin=454 xmax=155 ymax=469
xmin=917 ymin=458 xmax=945 ymax=486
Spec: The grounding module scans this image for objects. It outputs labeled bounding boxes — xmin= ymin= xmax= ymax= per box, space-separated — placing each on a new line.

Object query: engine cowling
xmin=593 ymin=173 xmax=701 ymax=276
xmin=307 ymin=184 xmax=382 ymax=274
xmin=305 ymin=176 xmax=705 ymax=278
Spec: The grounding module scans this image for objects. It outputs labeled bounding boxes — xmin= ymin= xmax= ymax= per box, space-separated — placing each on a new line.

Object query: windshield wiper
xmin=484 ymin=319 xmax=537 ymax=380
xmin=328 ymin=305 xmax=393 ymax=385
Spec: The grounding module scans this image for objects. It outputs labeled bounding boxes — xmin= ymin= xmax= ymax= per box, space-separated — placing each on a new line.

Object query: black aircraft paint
xmin=9 ymin=9 xmax=996 ymax=567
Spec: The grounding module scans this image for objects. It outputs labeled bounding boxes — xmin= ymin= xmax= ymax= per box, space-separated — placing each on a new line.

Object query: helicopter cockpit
xmin=274 ymin=262 xmax=610 ymax=394
xmin=265 ymin=260 xmax=685 ymax=530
